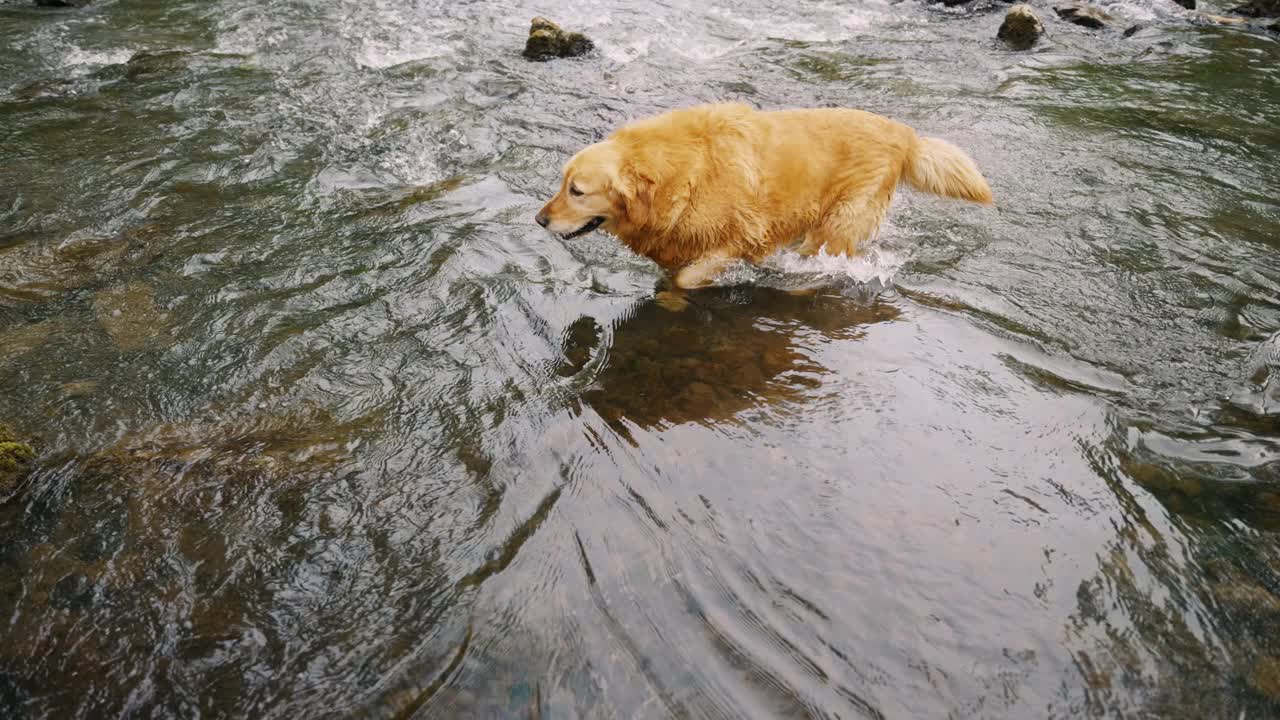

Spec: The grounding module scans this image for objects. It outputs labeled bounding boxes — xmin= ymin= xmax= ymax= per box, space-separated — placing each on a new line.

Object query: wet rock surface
xmin=999 ymin=4 xmax=1046 ymax=49
xmin=1055 ymin=4 xmax=1114 ymax=28
xmin=522 ymin=17 xmax=594 ymax=60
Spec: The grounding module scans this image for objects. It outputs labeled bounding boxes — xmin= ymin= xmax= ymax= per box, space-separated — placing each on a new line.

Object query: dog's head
xmin=535 ymin=141 xmax=653 ymax=239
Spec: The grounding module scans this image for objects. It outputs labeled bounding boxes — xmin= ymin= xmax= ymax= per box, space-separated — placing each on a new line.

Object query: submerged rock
xmin=1229 ymin=0 xmax=1280 ymax=16
xmin=91 ymin=282 xmax=174 ymax=352
xmin=34 ymin=0 xmax=93 ymax=6
xmin=998 ymin=5 xmax=1046 ymax=50
xmin=1055 ymin=4 xmax=1114 ymax=28
xmin=13 ymin=78 xmax=77 ymax=99
xmin=1251 ymin=655 xmax=1280 ymax=701
xmin=59 ymin=380 xmax=99 ymax=399
xmin=88 ymin=50 xmax=190 ymax=83
xmin=1173 ymin=0 xmax=1196 ymax=8
xmin=0 ymin=320 xmax=62 ymax=366
xmin=123 ymin=49 xmax=190 ymax=79
xmin=73 ymin=402 xmax=370 ymax=525
xmin=0 ymin=425 xmax=35 ymax=499
xmin=50 ymin=573 xmax=94 ymax=610
xmin=522 ymin=17 xmax=594 ymax=61
xmin=0 ymin=225 xmax=170 ymax=307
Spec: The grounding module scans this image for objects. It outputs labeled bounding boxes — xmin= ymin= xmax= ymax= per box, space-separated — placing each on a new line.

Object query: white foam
xmin=55 ymin=44 xmax=134 ymax=72
xmin=601 ymin=37 xmax=653 ymax=63
xmin=1096 ymin=0 xmax=1164 ymax=23
xmin=768 ymin=246 xmax=905 ymax=283
xmin=212 ymin=7 xmax=291 ymax=59
xmin=708 ymin=0 xmax=894 ymax=42
xmin=595 ymin=0 xmax=898 ymax=64
xmin=712 ymin=246 xmax=906 ymax=291
xmin=354 ymin=16 xmax=462 ymax=69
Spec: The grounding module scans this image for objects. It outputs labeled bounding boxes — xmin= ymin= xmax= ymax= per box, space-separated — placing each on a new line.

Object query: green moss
xmin=0 ymin=426 xmax=35 ymax=496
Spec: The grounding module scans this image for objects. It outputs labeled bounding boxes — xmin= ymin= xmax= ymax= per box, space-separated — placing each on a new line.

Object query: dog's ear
xmin=625 ymin=172 xmax=655 ymax=228
xmin=615 ymin=166 xmax=655 ymax=228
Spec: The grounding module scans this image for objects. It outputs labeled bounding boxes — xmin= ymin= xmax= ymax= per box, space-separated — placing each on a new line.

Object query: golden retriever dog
xmin=536 ymin=103 xmax=992 ymax=290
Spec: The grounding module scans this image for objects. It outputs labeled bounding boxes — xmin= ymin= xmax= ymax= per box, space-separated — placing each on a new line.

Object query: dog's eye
xmin=569 ymin=184 xmax=584 ymax=197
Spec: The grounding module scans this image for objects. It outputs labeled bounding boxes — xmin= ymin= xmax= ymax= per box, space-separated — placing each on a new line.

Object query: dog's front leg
xmin=655 ymin=253 xmax=737 ymax=312
xmin=673 ymin=253 xmax=736 ymax=290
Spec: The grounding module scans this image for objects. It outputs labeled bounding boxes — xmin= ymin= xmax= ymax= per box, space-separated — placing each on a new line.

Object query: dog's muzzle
xmin=561 ymin=216 xmax=604 ymax=239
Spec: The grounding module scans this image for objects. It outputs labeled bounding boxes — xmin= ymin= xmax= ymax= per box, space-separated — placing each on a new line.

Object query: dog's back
xmin=610 ymin=104 xmax=990 ymax=262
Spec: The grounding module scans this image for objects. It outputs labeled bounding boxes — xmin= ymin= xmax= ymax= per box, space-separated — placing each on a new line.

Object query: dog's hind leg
xmin=801 ymin=173 xmax=898 ymax=257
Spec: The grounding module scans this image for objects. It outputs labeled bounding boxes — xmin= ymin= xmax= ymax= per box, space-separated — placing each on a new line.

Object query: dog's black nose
xmin=535 ymin=212 xmax=549 ymax=228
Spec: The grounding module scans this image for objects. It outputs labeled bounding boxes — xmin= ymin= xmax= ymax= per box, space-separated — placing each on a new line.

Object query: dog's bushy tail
xmin=904 ymin=136 xmax=993 ymax=205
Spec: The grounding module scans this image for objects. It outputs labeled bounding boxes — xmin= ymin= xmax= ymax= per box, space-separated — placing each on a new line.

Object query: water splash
xmin=713 ymin=246 xmax=906 ymax=294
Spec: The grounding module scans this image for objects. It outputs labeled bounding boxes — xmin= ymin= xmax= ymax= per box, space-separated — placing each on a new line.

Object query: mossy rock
xmin=999 ymin=5 xmax=1045 ymax=50
xmin=0 ymin=426 xmax=35 ymax=499
xmin=523 ymin=17 xmax=594 ymax=61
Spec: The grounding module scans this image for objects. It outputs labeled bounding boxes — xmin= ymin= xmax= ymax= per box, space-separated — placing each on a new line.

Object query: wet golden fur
xmin=536 ymin=103 xmax=992 ymax=289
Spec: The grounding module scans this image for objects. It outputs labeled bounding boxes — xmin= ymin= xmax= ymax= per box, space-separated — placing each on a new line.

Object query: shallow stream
xmin=2 ymin=0 xmax=1279 ymax=717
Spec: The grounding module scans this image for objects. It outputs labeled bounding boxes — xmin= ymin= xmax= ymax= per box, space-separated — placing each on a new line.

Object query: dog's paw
xmin=655 ymin=290 xmax=690 ymax=312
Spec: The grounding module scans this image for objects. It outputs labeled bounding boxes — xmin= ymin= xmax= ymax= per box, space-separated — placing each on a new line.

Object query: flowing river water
xmin=2 ymin=0 xmax=1279 ymax=717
